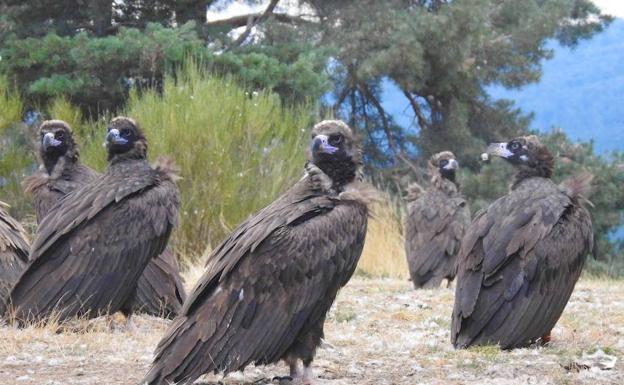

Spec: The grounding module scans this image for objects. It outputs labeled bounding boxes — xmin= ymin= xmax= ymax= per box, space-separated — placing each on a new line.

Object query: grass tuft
xmin=356 ymin=195 xmax=409 ymax=279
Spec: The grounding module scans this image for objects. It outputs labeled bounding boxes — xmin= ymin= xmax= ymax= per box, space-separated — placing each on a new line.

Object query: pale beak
xmin=486 ymin=142 xmax=513 ymax=158
xmin=443 ymin=159 xmax=459 ymax=170
xmin=42 ymin=132 xmax=62 ymax=150
xmin=105 ymin=128 xmax=128 ymax=146
xmin=312 ymin=134 xmax=338 ymax=154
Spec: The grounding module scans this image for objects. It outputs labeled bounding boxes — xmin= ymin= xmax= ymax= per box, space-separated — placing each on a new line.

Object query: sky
xmin=592 ymin=0 xmax=624 ymax=18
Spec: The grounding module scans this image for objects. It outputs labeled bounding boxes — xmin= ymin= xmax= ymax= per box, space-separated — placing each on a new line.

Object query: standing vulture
xmin=10 ymin=117 xmax=180 ymax=324
xmin=142 ymin=120 xmax=372 ymax=385
xmin=451 ymin=135 xmax=593 ymax=349
xmin=22 ymin=120 xmax=186 ymax=322
xmin=404 ymin=151 xmax=470 ymax=289
xmin=23 ymin=120 xmax=99 ymax=223
xmin=0 ymin=204 xmax=29 ymax=311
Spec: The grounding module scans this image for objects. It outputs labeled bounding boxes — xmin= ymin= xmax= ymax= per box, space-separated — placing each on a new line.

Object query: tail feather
xmin=560 ymin=171 xmax=594 ymax=207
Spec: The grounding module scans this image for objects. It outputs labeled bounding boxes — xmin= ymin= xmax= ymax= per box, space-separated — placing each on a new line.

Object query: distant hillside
xmin=488 ymin=18 xmax=624 ymax=155
xmin=380 ymin=19 xmax=624 ymax=156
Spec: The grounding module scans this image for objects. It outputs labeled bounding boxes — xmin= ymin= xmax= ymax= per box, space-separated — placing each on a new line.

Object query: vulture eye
xmin=509 ymin=141 xmax=521 ymax=151
xmin=120 ymin=128 xmax=131 ymax=137
xmin=328 ymin=134 xmax=343 ymax=147
xmin=439 ymin=159 xmax=449 ymax=167
xmin=56 ymin=131 xmax=65 ymax=140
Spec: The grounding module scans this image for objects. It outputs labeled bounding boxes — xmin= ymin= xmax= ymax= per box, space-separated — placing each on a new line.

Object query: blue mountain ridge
xmin=380 ymin=18 xmax=624 ymax=156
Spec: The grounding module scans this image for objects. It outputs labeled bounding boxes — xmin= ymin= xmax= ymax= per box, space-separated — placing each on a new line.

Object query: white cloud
xmin=592 ymin=0 xmax=624 ymax=18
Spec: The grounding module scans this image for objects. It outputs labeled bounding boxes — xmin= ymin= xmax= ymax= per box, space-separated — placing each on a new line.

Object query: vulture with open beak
xmin=452 ymin=135 xmax=593 ymax=349
xmin=404 ymin=151 xmax=470 ymax=289
xmin=0 ymin=204 xmax=29 ymax=311
xmin=10 ymin=117 xmax=180 ymax=324
xmin=22 ymin=119 xmax=186 ymax=322
xmin=142 ymin=120 xmax=373 ymax=385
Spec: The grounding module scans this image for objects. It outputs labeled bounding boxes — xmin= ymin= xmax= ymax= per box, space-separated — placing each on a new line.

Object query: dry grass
xmin=356 ymin=198 xmax=409 ymax=279
xmin=1 ymin=267 xmax=622 ymax=385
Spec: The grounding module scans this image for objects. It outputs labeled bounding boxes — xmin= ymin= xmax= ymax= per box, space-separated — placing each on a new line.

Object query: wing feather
xmin=0 ymin=209 xmax=30 ymax=311
xmin=405 ymin=190 xmax=469 ymax=288
xmin=144 ymin=179 xmax=367 ymax=385
xmin=452 ymin=178 xmax=592 ymax=348
xmin=10 ymin=161 xmax=179 ymax=322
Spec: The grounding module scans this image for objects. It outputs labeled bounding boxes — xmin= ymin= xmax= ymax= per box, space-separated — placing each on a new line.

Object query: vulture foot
xmin=539 ymin=333 xmax=552 ymax=345
xmin=272 ymin=376 xmax=294 ymax=385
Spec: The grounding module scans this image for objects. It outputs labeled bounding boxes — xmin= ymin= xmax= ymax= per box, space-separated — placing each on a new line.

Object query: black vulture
xmin=141 ymin=120 xmax=373 ymax=385
xmin=452 ymin=135 xmax=593 ymax=349
xmin=404 ymin=151 xmax=470 ymax=289
xmin=23 ymin=119 xmax=186 ymax=323
xmin=23 ymin=120 xmax=99 ymax=223
xmin=0 ymin=204 xmax=29 ymax=311
xmin=10 ymin=117 xmax=180 ymax=325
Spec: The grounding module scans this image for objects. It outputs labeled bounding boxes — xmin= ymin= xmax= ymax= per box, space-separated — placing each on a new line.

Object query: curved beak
xmin=486 ymin=142 xmax=513 ymax=159
xmin=42 ymin=132 xmax=62 ymax=151
xmin=105 ymin=128 xmax=128 ymax=146
xmin=311 ymin=134 xmax=338 ymax=154
xmin=443 ymin=159 xmax=459 ymax=170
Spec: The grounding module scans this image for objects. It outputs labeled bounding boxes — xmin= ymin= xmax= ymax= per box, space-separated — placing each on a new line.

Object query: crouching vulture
xmin=0 ymin=204 xmax=29 ymax=311
xmin=142 ymin=120 xmax=373 ymax=385
xmin=10 ymin=117 xmax=180 ymax=325
xmin=404 ymin=151 xmax=470 ymax=289
xmin=452 ymin=135 xmax=593 ymax=349
xmin=22 ymin=119 xmax=186 ymax=322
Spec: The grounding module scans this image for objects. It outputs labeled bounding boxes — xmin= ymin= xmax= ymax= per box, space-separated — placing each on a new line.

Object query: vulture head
xmin=429 ymin=151 xmax=459 ymax=184
xmin=309 ymin=120 xmax=362 ymax=189
xmin=485 ymin=135 xmax=554 ymax=180
xmin=105 ymin=117 xmax=147 ymax=161
xmin=38 ymin=120 xmax=78 ymax=174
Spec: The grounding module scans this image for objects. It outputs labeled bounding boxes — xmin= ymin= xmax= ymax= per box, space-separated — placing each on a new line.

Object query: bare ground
xmin=1 ymin=277 xmax=623 ymax=385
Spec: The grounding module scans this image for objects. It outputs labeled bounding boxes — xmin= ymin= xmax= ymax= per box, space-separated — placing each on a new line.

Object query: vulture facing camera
xmin=404 ymin=151 xmax=471 ymax=289
xmin=10 ymin=117 xmax=180 ymax=325
xmin=142 ymin=120 xmax=373 ymax=385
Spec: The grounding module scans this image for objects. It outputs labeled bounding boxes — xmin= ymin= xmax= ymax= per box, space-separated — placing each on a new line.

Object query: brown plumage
xmin=452 ymin=135 xmax=593 ymax=349
xmin=23 ymin=120 xmax=99 ymax=223
xmin=0 ymin=204 xmax=29 ymax=311
xmin=22 ymin=120 xmax=186 ymax=320
xmin=404 ymin=151 xmax=470 ymax=289
xmin=9 ymin=117 xmax=180 ymax=324
xmin=142 ymin=120 xmax=371 ymax=385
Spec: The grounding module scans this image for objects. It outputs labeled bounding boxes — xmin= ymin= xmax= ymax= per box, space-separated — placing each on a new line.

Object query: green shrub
xmin=116 ymin=64 xmax=315 ymax=257
xmin=0 ymin=75 xmax=33 ymax=220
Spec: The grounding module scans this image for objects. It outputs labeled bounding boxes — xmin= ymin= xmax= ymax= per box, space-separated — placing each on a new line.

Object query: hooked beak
xmin=443 ymin=159 xmax=459 ymax=170
xmin=105 ymin=128 xmax=128 ymax=146
xmin=485 ymin=142 xmax=513 ymax=159
xmin=312 ymin=134 xmax=338 ymax=155
xmin=42 ymin=132 xmax=62 ymax=151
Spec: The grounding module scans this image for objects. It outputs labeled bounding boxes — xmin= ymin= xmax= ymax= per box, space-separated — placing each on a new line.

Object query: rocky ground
xmin=1 ymin=277 xmax=622 ymax=385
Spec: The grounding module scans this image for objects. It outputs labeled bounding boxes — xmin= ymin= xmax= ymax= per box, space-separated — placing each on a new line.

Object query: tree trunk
xmin=89 ymin=0 xmax=113 ymax=37
xmin=175 ymin=1 xmax=211 ymax=25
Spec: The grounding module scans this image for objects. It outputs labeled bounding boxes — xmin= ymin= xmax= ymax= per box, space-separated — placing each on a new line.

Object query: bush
xmin=0 ymin=75 xmax=33 ymax=220
xmin=1 ymin=65 xmax=317 ymax=260
xmin=116 ymin=64 xmax=315 ymax=257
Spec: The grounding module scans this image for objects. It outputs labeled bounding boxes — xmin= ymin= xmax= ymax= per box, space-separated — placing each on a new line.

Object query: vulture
xmin=404 ymin=151 xmax=470 ymax=289
xmin=23 ymin=120 xmax=99 ymax=223
xmin=142 ymin=120 xmax=373 ymax=385
xmin=22 ymin=120 xmax=186 ymax=322
xmin=0 ymin=204 xmax=29 ymax=311
xmin=451 ymin=135 xmax=593 ymax=349
xmin=9 ymin=117 xmax=180 ymax=325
